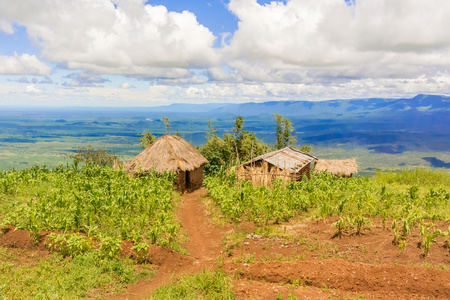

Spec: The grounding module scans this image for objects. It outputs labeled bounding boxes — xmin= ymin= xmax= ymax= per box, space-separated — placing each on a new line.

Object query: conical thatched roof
xmin=126 ymin=135 xmax=208 ymax=174
xmin=314 ymin=159 xmax=358 ymax=177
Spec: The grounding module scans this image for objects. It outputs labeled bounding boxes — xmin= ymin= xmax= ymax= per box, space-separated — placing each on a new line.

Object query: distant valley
xmin=0 ymin=94 xmax=449 ymax=173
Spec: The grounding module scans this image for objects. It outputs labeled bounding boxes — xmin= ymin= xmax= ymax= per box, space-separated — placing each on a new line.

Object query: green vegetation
xmin=205 ymin=168 xmax=450 ymax=226
xmin=0 ymin=164 xmax=181 ymax=248
xmin=0 ymin=108 xmax=449 ymax=298
xmin=150 ymin=269 xmax=235 ymax=299
xmin=199 ymin=116 xmax=269 ymax=175
xmin=0 ymin=164 xmax=180 ymax=297
xmin=0 ymin=247 xmax=152 ymax=299
xmin=66 ymin=145 xmax=118 ymax=166
xmin=273 ymin=113 xmax=297 ymax=149
xmin=139 ymin=130 xmax=158 ymax=149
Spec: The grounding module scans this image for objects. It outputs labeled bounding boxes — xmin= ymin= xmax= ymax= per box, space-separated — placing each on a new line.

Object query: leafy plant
xmin=46 ymin=233 xmax=93 ymax=257
xmin=139 ymin=131 xmax=158 ymax=149
xmin=331 ymin=217 xmax=351 ymax=238
xmin=419 ymin=221 xmax=442 ymax=258
xmin=150 ymin=269 xmax=234 ymax=299
xmin=353 ymin=215 xmax=371 ymax=236
xmin=66 ymin=146 xmax=118 ymax=167
xmin=131 ymin=242 xmax=150 ymax=263
xmin=99 ymin=236 xmax=122 ymax=259
xmin=392 ymin=220 xmax=403 ymax=246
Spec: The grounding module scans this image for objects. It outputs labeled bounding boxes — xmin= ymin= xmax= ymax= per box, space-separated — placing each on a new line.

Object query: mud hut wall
xmin=176 ymin=170 xmax=187 ymax=191
xmin=188 ymin=166 xmax=203 ymax=192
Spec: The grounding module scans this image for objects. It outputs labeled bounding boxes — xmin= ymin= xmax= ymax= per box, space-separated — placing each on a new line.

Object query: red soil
xmin=2 ymin=190 xmax=450 ymax=299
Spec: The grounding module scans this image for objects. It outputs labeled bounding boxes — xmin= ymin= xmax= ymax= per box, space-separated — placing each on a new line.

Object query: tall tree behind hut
xmin=273 ymin=113 xmax=313 ymax=153
xmin=273 ymin=113 xmax=297 ymax=149
xmin=200 ymin=117 xmax=268 ymax=174
xmin=139 ymin=131 xmax=157 ymax=149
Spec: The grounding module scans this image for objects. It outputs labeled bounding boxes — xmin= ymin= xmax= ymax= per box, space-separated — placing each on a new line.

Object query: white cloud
xmin=226 ymin=0 xmax=450 ymax=81
xmin=1 ymin=0 xmax=450 ymax=106
xmin=0 ymin=53 xmax=51 ymax=75
xmin=0 ymin=19 xmax=13 ymax=34
xmin=25 ymin=84 xmax=42 ymax=93
xmin=157 ymin=75 xmax=207 ymax=86
xmin=0 ymin=0 xmax=218 ymax=77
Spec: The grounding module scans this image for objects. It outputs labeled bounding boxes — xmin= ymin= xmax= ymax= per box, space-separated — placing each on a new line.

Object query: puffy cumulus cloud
xmin=121 ymin=82 xmax=130 ymax=89
xmin=25 ymin=84 xmax=42 ymax=94
xmin=226 ymin=0 xmax=450 ymax=82
xmin=0 ymin=53 xmax=51 ymax=75
xmin=0 ymin=0 xmax=218 ymax=76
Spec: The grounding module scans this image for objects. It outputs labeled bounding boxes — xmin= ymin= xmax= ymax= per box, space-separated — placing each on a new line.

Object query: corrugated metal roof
xmin=241 ymin=147 xmax=317 ymax=172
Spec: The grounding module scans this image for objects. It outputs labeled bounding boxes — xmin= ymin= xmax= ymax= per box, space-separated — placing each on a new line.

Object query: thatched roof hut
xmin=314 ymin=159 xmax=358 ymax=177
xmin=126 ymin=135 xmax=208 ymax=191
xmin=237 ymin=147 xmax=317 ymax=185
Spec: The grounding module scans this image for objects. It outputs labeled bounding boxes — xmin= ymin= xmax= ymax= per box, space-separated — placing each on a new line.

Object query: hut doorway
xmin=185 ymin=171 xmax=190 ymax=190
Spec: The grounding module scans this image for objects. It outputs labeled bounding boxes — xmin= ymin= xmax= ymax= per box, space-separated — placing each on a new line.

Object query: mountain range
xmin=147 ymin=94 xmax=450 ymax=118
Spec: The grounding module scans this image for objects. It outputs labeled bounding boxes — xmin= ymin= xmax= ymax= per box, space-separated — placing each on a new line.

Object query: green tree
xmin=66 ymin=146 xmax=117 ymax=166
xmin=238 ymin=130 xmax=269 ymax=161
xmin=200 ymin=117 xmax=269 ymax=174
xmin=200 ymin=119 xmax=231 ymax=174
xmin=161 ymin=117 xmax=170 ymax=135
xmin=273 ymin=113 xmax=297 ymax=149
xmin=161 ymin=117 xmax=185 ymax=138
xmin=224 ymin=115 xmax=268 ymax=162
xmin=299 ymin=144 xmax=313 ymax=153
xmin=139 ymin=131 xmax=157 ymax=149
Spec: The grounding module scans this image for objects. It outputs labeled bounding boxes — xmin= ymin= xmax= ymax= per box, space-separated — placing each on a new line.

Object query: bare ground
xmin=2 ymin=189 xmax=450 ymax=299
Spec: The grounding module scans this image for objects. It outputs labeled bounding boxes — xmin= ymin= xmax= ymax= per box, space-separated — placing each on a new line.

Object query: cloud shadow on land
xmin=422 ymin=157 xmax=450 ymax=168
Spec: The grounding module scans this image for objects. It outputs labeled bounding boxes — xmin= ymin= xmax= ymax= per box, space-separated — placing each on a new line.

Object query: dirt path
xmin=4 ymin=191 xmax=450 ymax=299
xmin=118 ymin=188 xmax=227 ymax=299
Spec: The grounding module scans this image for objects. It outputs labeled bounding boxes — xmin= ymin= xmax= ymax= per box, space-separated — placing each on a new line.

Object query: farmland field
xmin=1 ymin=166 xmax=450 ymax=299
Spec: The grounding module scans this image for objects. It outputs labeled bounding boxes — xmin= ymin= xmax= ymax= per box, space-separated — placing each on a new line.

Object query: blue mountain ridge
xmin=147 ymin=94 xmax=450 ymax=117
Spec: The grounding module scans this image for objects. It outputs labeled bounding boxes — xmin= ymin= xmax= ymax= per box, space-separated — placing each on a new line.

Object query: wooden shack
xmin=236 ymin=147 xmax=317 ymax=185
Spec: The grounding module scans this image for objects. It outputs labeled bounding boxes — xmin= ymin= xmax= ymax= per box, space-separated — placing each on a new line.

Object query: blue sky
xmin=0 ymin=0 xmax=450 ymax=106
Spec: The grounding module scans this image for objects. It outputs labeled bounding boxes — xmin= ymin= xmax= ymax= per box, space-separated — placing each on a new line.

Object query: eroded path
xmin=118 ymin=188 xmax=227 ymax=299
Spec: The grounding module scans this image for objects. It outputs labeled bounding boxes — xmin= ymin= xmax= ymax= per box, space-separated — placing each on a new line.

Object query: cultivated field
xmin=1 ymin=166 xmax=450 ymax=299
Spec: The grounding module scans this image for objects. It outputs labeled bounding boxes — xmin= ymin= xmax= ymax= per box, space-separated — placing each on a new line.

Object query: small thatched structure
xmin=236 ymin=147 xmax=317 ymax=186
xmin=314 ymin=159 xmax=358 ymax=177
xmin=126 ymin=135 xmax=208 ymax=192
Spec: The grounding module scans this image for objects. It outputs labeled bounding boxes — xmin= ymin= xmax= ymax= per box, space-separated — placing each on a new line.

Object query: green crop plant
xmin=353 ymin=215 xmax=371 ymax=236
xmin=0 ymin=164 xmax=180 ymax=250
xmin=401 ymin=210 xmax=419 ymax=238
xmin=331 ymin=217 xmax=351 ymax=238
xmin=46 ymin=233 xmax=93 ymax=257
xmin=204 ymin=169 xmax=450 ymax=226
xmin=99 ymin=236 xmax=122 ymax=259
xmin=419 ymin=221 xmax=443 ymax=258
xmin=132 ymin=242 xmax=150 ymax=263
xmin=398 ymin=239 xmax=408 ymax=252
xmin=391 ymin=220 xmax=402 ymax=246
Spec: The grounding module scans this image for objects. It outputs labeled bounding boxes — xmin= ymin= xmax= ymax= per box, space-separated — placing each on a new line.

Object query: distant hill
xmin=147 ymin=94 xmax=450 ymax=118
